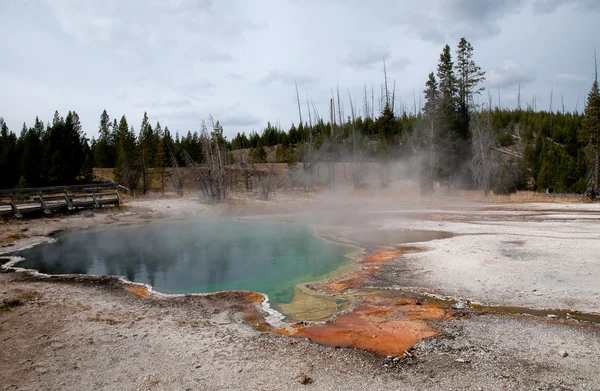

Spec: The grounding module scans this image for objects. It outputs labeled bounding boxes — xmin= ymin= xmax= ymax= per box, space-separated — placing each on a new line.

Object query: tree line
xmin=1 ymin=38 xmax=598 ymax=197
xmin=0 ymin=112 xmax=92 ymax=189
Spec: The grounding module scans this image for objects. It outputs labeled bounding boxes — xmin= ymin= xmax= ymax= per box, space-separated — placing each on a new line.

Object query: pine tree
xmin=18 ymin=118 xmax=44 ymax=187
xmin=420 ymin=73 xmax=440 ymax=194
xmin=138 ymin=112 xmax=155 ymax=194
xmin=423 ymin=73 xmax=440 ymax=119
xmin=155 ymin=139 xmax=170 ymax=195
xmin=455 ymin=38 xmax=486 ymax=121
xmin=94 ymin=109 xmax=115 ymax=168
xmin=41 ymin=110 xmax=84 ymax=184
xmin=64 ymin=111 xmax=86 ymax=182
xmin=0 ymin=118 xmax=19 ymax=188
xmin=436 ymin=44 xmax=460 ymax=185
xmin=81 ymin=138 xmax=94 ymax=182
xmin=581 ymin=62 xmax=600 ymax=197
xmin=437 ymin=44 xmax=458 ymax=111
xmin=114 ymin=115 xmax=139 ymax=191
xmin=372 ymin=105 xmax=399 ymax=142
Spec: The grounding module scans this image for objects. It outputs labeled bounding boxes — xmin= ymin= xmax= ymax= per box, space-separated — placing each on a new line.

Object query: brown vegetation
xmin=0 ymin=288 xmax=41 ymax=312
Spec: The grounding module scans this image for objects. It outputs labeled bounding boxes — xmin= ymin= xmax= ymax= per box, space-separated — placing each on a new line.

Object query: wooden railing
xmin=0 ymin=183 xmax=123 ymax=218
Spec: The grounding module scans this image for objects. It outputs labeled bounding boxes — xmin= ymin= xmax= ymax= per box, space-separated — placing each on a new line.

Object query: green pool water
xmin=13 ymin=219 xmax=351 ymax=305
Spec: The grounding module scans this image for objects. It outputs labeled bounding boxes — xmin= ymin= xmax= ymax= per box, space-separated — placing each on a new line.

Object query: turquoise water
xmin=13 ymin=219 xmax=351 ymax=304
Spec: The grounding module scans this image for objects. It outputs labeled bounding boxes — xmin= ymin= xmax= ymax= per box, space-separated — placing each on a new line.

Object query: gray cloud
xmin=220 ymin=114 xmax=262 ymax=128
xmin=0 ymin=0 xmax=598 ymax=138
xmin=260 ymin=71 xmax=317 ymax=86
xmin=487 ymin=61 xmax=536 ymax=89
xmin=396 ymin=0 xmax=527 ymax=43
xmin=342 ymin=46 xmax=390 ymax=69
xmin=386 ymin=58 xmax=411 ymax=72
xmin=554 ymin=73 xmax=587 ymax=83
xmin=532 ymin=0 xmax=600 ymax=14
xmin=190 ymin=50 xmax=234 ymax=63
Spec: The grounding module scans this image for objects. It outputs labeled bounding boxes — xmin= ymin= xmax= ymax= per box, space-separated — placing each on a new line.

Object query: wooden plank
xmin=37 ymin=196 xmax=70 ymax=202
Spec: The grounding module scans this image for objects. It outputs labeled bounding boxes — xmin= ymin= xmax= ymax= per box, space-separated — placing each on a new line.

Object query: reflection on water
xmin=14 ymin=219 xmax=350 ymax=304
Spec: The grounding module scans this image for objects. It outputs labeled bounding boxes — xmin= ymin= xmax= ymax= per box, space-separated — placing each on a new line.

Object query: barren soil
xmin=1 ymin=193 xmax=600 ymax=390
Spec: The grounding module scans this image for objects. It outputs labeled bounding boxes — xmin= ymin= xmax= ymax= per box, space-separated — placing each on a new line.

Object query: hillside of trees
xmin=1 ymin=38 xmax=599 ymax=198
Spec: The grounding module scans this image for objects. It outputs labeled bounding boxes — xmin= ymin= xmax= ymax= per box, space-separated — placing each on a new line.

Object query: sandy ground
xmin=1 ymin=193 xmax=600 ymax=390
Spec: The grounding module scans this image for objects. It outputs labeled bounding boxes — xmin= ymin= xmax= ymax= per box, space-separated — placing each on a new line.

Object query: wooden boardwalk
xmin=0 ymin=183 xmax=123 ymax=218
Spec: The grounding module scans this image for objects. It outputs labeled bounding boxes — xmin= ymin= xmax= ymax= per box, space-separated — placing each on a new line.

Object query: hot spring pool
xmin=12 ymin=219 xmax=352 ymax=306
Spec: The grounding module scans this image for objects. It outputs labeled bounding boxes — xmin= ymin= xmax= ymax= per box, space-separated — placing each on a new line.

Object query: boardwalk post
xmin=115 ymin=186 xmax=122 ymax=205
xmin=91 ymin=189 xmax=100 ymax=208
xmin=8 ymin=194 xmax=22 ymax=218
xmin=38 ymin=191 xmax=51 ymax=215
xmin=63 ymin=190 xmax=74 ymax=211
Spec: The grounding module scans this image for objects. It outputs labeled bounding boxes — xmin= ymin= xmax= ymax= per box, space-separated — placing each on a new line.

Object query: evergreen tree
xmin=114 ymin=115 xmax=140 ymax=192
xmin=81 ymin=138 xmax=94 ymax=182
xmin=94 ymin=109 xmax=115 ymax=168
xmin=372 ymin=105 xmax=400 ymax=143
xmin=420 ymin=73 xmax=441 ymax=194
xmin=18 ymin=118 xmax=44 ymax=187
xmin=423 ymin=73 xmax=440 ymax=118
xmin=41 ymin=111 xmax=85 ymax=184
xmin=250 ymin=144 xmax=267 ymax=163
xmin=155 ymin=139 xmax=169 ymax=195
xmin=436 ymin=44 xmax=460 ymax=184
xmin=138 ymin=112 xmax=154 ymax=194
xmin=581 ymin=71 xmax=600 ymax=197
xmin=0 ymin=118 xmax=19 ymax=188
xmin=455 ymin=38 xmax=486 ymax=124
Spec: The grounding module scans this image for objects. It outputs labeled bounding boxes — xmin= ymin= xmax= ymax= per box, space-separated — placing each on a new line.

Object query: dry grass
xmin=0 ymin=289 xmax=41 ymax=312
xmin=0 ymin=231 xmax=29 ymax=247
xmin=87 ymin=311 xmax=124 ymax=325
xmin=464 ymin=190 xmax=588 ymax=204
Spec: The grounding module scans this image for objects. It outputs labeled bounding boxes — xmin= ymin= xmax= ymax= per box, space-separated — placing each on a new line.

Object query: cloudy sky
xmin=1 ymin=0 xmax=598 ymax=139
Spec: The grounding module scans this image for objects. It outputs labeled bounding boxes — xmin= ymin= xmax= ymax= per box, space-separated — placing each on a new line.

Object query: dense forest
xmin=1 ymin=38 xmax=599 ymax=198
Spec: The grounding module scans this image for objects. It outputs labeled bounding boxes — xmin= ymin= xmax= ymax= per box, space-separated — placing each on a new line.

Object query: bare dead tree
xmin=304 ymin=95 xmax=314 ymax=190
xmin=347 ymin=90 xmax=365 ymax=188
xmin=336 ymin=85 xmax=343 ymax=127
xmin=181 ymin=118 xmax=231 ymax=203
xmin=497 ymin=84 xmax=501 ymax=109
xmin=241 ymin=150 xmax=279 ymax=200
xmin=329 ymin=97 xmax=335 ymax=136
xmin=363 ymin=84 xmax=370 ymax=120
xmin=391 ymin=80 xmax=396 ymax=113
xmin=371 ymin=83 xmax=375 ymax=119
xmin=412 ymin=89 xmax=417 ymax=116
xmin=471 ymin=112 xmax=499 ymax=195
xmin=294 ymin=79 xmax=303 ymax=126
xmin=383 ymin=58 xmax=389 ymax=108
xmin=167 ymin=146 xmax=184 ymax=196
